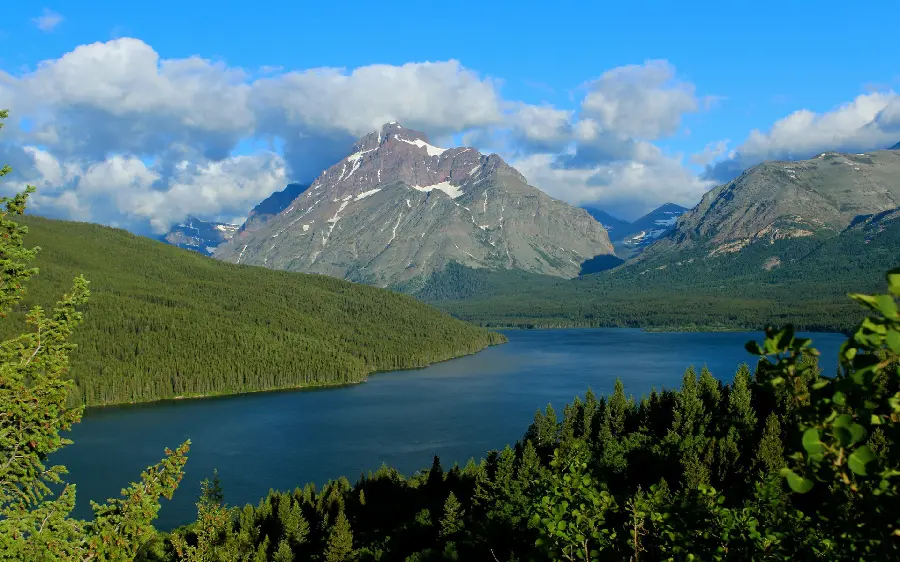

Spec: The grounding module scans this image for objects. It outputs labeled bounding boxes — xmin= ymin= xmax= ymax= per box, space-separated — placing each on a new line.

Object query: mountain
xmin=3 ymin=214 xmax=504 ymax=406
xmin=163 ymin=216 xmax=240 ymax=255
xmin=581 ymin=207 xmax=631 ymax=235
xmin=237 ymin=182 xmax=310 ymax=235
xmin=613 ymin=203 xmax=688 ymax=259
xmin=214 ymin=123 xmax=613 ymax=288
xmin=638 ymin=149 xmax=900 ymax=262
xmin=891 ymin=141 xmax=900 ymax=150
xmin=420 ymin=207 xmax=900 ymax=332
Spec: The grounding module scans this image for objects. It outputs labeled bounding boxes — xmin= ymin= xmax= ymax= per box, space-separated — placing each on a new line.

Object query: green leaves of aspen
xmin=847 ymin=446 xmax=877 ymax=476
xmin=850 ymin=293 xmax=898 ymax=319
xmin=887 ymin=267 xmax=900 ymax=297
xmin=802 ymin=428 xmax=825 ymax=459
xmin=780 ymin=468 xmax=814 ymax=493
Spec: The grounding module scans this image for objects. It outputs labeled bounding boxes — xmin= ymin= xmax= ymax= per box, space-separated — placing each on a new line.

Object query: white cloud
xmin=705 ymin=91 xmax=900 ymax=181
xmin=33 ymin=9 xmax=63 ymax=33
xmin=514 ymin=148 xmax=714 ymax=221
xmin=499 ymin=60 xmax=715 ymax=216
xmin=4 ymin=145 xmax=286 ymax=234
xmin=580 ymin=60 xmax=699 ymax=140
xmin=690 ymin=139 xmax=730 ymax=166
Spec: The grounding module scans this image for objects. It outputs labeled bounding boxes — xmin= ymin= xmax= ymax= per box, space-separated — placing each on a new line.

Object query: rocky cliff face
xmin=639 ymin=149 xmax=900 ymax=261
xmin=214 ymin=123 xmax=613 ymax=288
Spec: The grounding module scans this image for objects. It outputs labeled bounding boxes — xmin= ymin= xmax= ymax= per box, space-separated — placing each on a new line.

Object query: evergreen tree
xmin=728 ymin=364 xmax=756 ymax=435
xmin=0 ymin=118 xmax=190 ymax=562
xmin=608 ymin=378 xmax=627 ymax=436
xmin=439 ymin=492 xmax=464 ymax=539
xmin=673 ymin=366 xmax=704 ymax=437
xmin=755 ymin=412 xmax=785 ymax=473
xmin=273 ymin=538 xmax=293 ymax=562
xmin=324 ymin=510 xmax=353 ymax=562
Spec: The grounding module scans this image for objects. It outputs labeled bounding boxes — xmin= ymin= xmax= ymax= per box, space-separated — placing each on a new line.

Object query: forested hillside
xmin=416 ymin=209 xmax=900 ymax=332
xmin=0 ymin=215 xmax=505 ymax=406
xmin=136 ymin=269 xmax=900 ymax=561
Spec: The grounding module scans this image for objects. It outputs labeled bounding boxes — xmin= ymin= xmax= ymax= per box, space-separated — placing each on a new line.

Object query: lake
xmin=55 ymin=328 xmax=845 ymax=530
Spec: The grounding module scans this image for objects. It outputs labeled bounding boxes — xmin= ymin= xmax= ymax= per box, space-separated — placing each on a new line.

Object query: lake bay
xmin=56 ymin=328 xmax=845 ymax=529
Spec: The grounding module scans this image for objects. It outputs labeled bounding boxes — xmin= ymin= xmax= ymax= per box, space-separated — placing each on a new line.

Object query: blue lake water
xmin=55 ymin=328 xmax=845 ymax=529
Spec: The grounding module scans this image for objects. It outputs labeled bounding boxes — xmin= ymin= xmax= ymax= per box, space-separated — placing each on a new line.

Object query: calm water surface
xmin=56 ymin=328 xmax=844 ymax=529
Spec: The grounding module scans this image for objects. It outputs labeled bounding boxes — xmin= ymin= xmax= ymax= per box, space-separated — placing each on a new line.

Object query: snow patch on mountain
xmin=398 ymin=137 xmax=448 ymax=156
xmin=412 ymin=181 xmax=463 ymax=199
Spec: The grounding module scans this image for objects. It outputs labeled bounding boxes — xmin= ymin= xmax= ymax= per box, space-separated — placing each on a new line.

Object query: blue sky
xmin=0 ymin=1 xmax=897 ymax=229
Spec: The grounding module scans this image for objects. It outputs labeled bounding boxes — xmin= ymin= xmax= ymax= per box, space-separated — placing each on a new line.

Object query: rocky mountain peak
xmin=302 ymin=123 xmax=525 ymax=205
xmin=352 ymin=122 xmax=430 ymax=153
xmin=214 ymin=123 xmax=613 ymax=288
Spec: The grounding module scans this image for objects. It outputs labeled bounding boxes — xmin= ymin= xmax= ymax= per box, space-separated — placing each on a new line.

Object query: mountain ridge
xmin=635 ymin=148 xmax=900 ymax=263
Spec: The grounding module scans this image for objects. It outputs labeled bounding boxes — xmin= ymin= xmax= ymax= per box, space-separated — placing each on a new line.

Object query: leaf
xmin=832 ymin=413 xmax=852 ymax=427
xmin=802 ymin=428 xmax=824 ymax=456
xmin=886 ymin=330 xmax=900 ymax=354
xmin=848 ymin=446 xmax=876 ymax=476
xmin=848 ymin=423 xmax=867 ymax=446
xmin=745 ymin=341 xmax=764 ymax=355
xmin=780 ymin=468 xmax=814 ymax=493
xmin=850 ymin=293 xmax=898 ymax=318
xmin=833 ymin=427 xmax=852 ymax=447
xmin=780 ymin=325 xmax=797 ymax=347
xmin=887 ymin=268 xmax=900 ymax=297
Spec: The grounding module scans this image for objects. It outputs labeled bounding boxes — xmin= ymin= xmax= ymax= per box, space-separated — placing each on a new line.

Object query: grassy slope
xmin=418 ymin=215 xmax=900 ymax=332
xmin=2 ymin=215 xmax=505 ymax=407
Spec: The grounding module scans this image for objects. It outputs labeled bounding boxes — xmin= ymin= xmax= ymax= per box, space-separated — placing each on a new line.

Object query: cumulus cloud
xmin=514 ymin=149 xmax=714 ymax=221
xmin=504 ymin=60 xmax=715 ymax=217
xmin=1 ymin=145 xmax=287 ymax=234
xmin=0 ymin=38 xmax=505 ymax=231
xmin=33 ymin=9 xmax=63 ymax=32
xmin=580 ymin=60 xmax=699 ymax=140
xmin=705 ymin=91 xmax=900 ymax=181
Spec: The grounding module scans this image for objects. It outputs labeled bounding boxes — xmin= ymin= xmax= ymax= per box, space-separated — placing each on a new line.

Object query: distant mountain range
xmin=161 ymin=133 xmax=900 ymax=322
xmin=163 ymin=216 xmax=239 ymax=256
xmin=583 ymin=203 xmax=688 ymax=261
xmin=891 ymin=141 xmax=900 ymax=150
xmin=213 ymin=122 xmax=613 ymax=288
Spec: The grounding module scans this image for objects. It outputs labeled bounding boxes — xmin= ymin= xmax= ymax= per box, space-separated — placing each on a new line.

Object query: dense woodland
xmin=418 ymin=217 xmax=900 ymax=333
xmin=0 ymin=215 xmax=504 ymax=407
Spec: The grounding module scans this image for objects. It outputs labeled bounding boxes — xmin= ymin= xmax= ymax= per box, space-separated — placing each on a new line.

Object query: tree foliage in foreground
xmin=0 ymin=120 xmax=190 ymax=561
xmin=136 ymin=270 xmax=899 ymax=560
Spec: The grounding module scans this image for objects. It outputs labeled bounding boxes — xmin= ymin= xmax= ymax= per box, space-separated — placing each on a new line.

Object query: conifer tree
xmin=439 ymin=492 xmax=464 ymax=539
xmin=324 ymin=510 xmax=353 ymax=562
xmin=273 ymin=538 xmax=293 ymax=562
xmin=0 ymin=111 xmax=190 ymax=561
xmin=755 ymin=412 xmax=785 ymax=473
xmin=728 ymin=364 xmax=756 ymax=435
xmin=608 ymin=378 xmax=627 ymax=436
